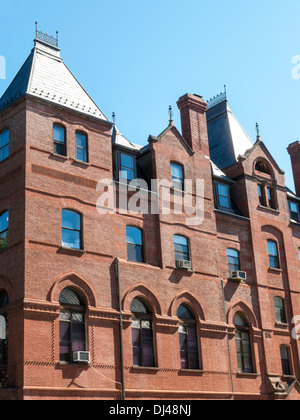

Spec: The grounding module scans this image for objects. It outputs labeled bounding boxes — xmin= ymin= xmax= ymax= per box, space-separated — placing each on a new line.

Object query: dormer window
xmin=116 ymin=151 xmax=136 ymax=183
xmin=288 ymin=200 xmax=300 ymax=223
xmin=214 ymin=182 xmax=231 ymax=210
xmin=171 ymin=162 xmax=184 ymax=190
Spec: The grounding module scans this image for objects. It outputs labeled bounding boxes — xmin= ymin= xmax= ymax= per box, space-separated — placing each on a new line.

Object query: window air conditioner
xmin=73 ymin=351 xmax=90 ymax=364
xmin=230 ymin=271 xmax=247 ymax=281
xmin=176 ymin=260 xmax=192 ymax=270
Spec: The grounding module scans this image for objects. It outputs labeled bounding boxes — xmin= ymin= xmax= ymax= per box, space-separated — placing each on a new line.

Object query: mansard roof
xmin=0 ymin=37 xmax=109 ymax=122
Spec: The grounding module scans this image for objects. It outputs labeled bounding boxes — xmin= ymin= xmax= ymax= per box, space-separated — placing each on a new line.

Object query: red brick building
xmin=0 ymin=30 xmax=300 ymax=400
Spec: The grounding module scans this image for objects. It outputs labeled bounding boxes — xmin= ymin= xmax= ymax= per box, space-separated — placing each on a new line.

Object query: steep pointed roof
xmin=207 ymin=94 xmax=253 ymax=169
xmin=0 ymin=36 xmax=109 ymax=122
xmin=112 ymin=125 xmax=144 ymax=152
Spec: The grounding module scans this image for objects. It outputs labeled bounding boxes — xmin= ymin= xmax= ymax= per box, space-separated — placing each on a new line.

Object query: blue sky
xmin=1 ymin=0 xmax=300 ymax=189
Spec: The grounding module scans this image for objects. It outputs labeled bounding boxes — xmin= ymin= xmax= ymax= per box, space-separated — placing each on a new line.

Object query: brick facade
xmin=0 ymin=38 xmax=300 ymax=400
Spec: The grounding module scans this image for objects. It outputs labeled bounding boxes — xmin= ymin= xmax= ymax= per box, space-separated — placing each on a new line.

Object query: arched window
xmin=62 ymin=210 xmax=83 ymax=250
xmin=174 ymin=235 xmax=191 ymax=264
xmin=227 ymin=249 xmax=241 ymax=272
xmin=280 ymin=345 xmax=292 ymax=376
xmin=0 ymin=291 xmax=9 ymax=367
xmin=76 ymin=131 xmax=88 ymax=163
xmin=234 ymin=312 xmax=254 ymax=374
xmin=59 ymin=288 xmax=86 ymax=363
xmin=126 ymin=227 xmax=144 ymax=263
xmin=255 ymin=161 xmax=270 ymax=175
xmin=0 ymin=129 xmax=9 ymax=162
xmin=53 ymin=124 xmax=66 ymax=156
xmin=0 ymin=211 xmax=9 ymax=252
xmin=274 ymin=297 xmax=287 ymax=324
xmin=131 ymin=298 xmax=155 ymax=367
xmin=177 ymin=304 xmax=200 ymax=370
xmin=267 ymin=240 xmax=280 ymax=269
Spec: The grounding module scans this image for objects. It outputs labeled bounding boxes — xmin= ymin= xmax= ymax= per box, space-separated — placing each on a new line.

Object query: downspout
xmin=116 ymin=257 xmax=126 ymax=401
xmin=221 ymin=278 xmax=235 ymax=400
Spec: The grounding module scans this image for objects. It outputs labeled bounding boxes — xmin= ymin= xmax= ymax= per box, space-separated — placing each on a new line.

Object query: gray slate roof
xmin=0 ymin=39 xmax=109 ymax=122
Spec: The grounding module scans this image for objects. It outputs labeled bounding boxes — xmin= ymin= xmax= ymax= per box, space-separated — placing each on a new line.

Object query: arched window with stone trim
xmin=130 ymin=298 xmax=155 ymax=367
xmin=177 ymin=304 xmax=200 ymax=370
xmin=234 ymin=312 xmax=254 ymax=374
xmin=59 ymin=288 xmax=86 ymax=363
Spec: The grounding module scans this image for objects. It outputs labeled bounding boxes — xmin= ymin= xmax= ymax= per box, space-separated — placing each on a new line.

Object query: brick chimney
xmin=177 ymin=93 xmax=209 ymax=155
xmin=287 ymin=141 xmax=300 ymax=196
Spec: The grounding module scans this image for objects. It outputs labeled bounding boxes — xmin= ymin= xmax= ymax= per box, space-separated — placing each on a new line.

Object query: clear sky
xmin=1 ymin=0 xmax=300 ymax=190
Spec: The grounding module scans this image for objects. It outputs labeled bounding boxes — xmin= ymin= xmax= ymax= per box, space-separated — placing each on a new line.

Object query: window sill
xmin=59 ymin=247 xmax=85 ymax=255
xmin=257 ymin=205 xmax=279 ymax=214
xmin=275 ymin=322 xmax=289 ymax=328
xmin=290 ymin=219 xmax=300 ymax=227
xmin=179 ymin=369 xmax=204 ymax=374
xmin=236 ymin=372 xmax=258 ymax=378
xmin=131 ymin=366 xmax=159 ymax=372
xmin=268 ymin=267 xmax=282 ymax=273
xmin=58 ymin=361 xmax=90 ymax=367
xmin=71 ymin=159 xmax=90 ymax=167
xmin=51 ymin=153 xmax=68 ymax=160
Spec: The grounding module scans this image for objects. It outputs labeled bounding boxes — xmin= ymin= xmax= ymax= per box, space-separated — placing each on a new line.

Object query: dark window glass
xmin=234 ymin=313 xmax=254 ymax=374
xmin=268 ymin=240 xmax=280 ymax=269
xmin=227 ymin=249 xmax=241 ymax=272
xmin=280 ymin=345 xmax=292 ymax=376
xmin=174 ymin=235 xmax=190 ymax=263
xmin=59 ymin=288 xmax=85 ymax=363
xmin=171 ymin=163 xmax=184 ymax=190
xmin=62 ymin=210 xmax=82 ymax=250
xmin=131 ymin=299 xmax=155 ymax=367
xmin=289 ymin=201 xmax=300 ymax=223
xmin=274 ymin=297 xmax=287 ymax=324
xmin=216 ymin=183 xmax=231 ymax=209
xmin=0 ymin=291 xmax=8 ymax=367
xmin=126 ymin=226 xmax=144 ymax=263
xmin=267 ymin=187 xmax=275 ymax=209
xmin=255 ymin=161 xmax=270 ymax=174
xmin=54 ymin=124 xmax=66 ymax=156
xmin=258 ymin=185 xmax=265 ymax=206
xmin=76 ymin=132 xmax=88 ymax=162
xmin=178 ymin=305 xmax=200 ymax=370
xmin=0 ymin=130 xmax=9 ymax=162
xmin=0 ymin=211 xmax=8 ymax=252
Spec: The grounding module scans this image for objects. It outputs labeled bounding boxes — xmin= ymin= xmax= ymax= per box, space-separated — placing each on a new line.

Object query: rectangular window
xmin=118 ymin=152 xmax=136 ymax=183
xmin=59 ymin=311 xmax=85 ymax=363
xmin=132 ymin=319 xmax=154 ymax=367
xmin=268 ymin=240 xmax=280 ymax=269
xmin=179 ymin=324 xmax=200 ymax=370
xmin=267 ymin=187 xmax=276 ymax=209
xmin=54 ymin=124 xmax=66 ymax=156
xmin=258 ymin=185 xmax=266 ymax=206
xmin=174 ymin=235 xmax=190 ymax=263
xmin=76 ymin=132 xmax=88 ymax=162
xmin=126 ymin=226 xmax=144 ymax=263
xmin=62 ymin=210 xmax=82 ymax=250
xmin=227 ymin=249 xmax=241 ymax=272
xmin=215 ymin=182 xmax=231 ymax=210
xmin=0 ymin=129 xmax=9 ymax=162
xmin=280 ymin=346 xmax=292 ymax=376
xmin=171 ymin=163 xmax=184 ymax=190
xmin=289 ymin=201 xmax=300 ymax=223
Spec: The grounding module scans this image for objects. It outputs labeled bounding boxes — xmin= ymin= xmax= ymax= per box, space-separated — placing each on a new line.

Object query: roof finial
xmin=256 ymin=122 xmax=261 ymax=141
xmin=112 ymin=112 xmax=116 ymax=125
xmin=35 ymin=21 xmax=38 ymax=37
xmin=168 ymin=105 xmax=174 ymax=124
xmin=224 ymin=84 xmax=227 ymax=99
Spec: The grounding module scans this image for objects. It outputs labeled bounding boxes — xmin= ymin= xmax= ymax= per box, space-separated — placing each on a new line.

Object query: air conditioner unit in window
xmin=73 ymin=351 xmax=90 ymax=364
xmin=230 ymin=271 xmax=247 ymax=282
xmin=176 ymin=260 xmax=192 ymax=271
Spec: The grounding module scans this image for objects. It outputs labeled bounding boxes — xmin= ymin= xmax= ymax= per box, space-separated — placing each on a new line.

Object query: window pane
xmin=76 ymin=133 xmax=87 ymax=148
xmin=0 ymin=145 xmax=9 ymax=161
xmin=177 ymin=305 xmax=195 ymax=320
xmin=268 ymin=240 xmax=278 ymax=256
xmin=121 ymin=153 xmax=134 ymax=169
xmin=127 ymin=244 xmax=143 ymax=263
xmin=54 ymin=125 xmax=65 ymax=142
xmin=62 ymin=229 xmax=81 ymax=249
xmin=171 ymin=163 xmax=183 ymax=179
xmin=0 ymin=212 xmax=9 ymax=234
xmin=76 ymin=148 xmax=87 ymax=162
xmin=126 ymin=227 xmax=142 ymax=246
xmin=62 ymin=210 xmax=81 ymax=231
xmin=0 ymin=130 xmax=9 ymax=148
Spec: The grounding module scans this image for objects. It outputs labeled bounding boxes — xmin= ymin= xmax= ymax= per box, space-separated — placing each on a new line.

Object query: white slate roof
xmin=0 ymin=38 xmax=109 ymax=122
xmin=112 ymin=125 xmax=144 ymax=151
